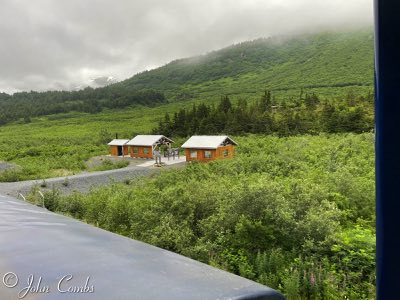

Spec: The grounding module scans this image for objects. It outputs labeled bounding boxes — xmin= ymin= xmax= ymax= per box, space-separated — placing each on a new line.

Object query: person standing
xmin=153 ymin=146 xmax=162 ymax=165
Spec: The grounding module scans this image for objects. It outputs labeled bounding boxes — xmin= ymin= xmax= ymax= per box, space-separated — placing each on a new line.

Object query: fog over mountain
xmin=0 ymin=0 xmax=373 ymax=94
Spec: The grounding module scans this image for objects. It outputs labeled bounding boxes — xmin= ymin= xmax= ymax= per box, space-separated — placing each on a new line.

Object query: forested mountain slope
xmin=0 ymin=29 xmax=373 ymax=125
xmin=119 ymin=29 xmax=374 ymax=100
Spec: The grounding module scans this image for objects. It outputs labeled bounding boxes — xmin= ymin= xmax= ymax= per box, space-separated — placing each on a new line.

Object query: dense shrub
xmin=33 ymin=134 xmax=375 ymax=299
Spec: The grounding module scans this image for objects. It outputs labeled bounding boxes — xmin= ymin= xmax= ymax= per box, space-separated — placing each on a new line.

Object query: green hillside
xmin=119 ymin=29 xmax=374 ymax=100
xmin=0 ymin=29 xmax=373 ymax=125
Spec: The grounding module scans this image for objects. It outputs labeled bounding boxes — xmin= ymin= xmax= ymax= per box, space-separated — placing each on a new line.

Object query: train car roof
xmin=0 ymin=195 xmax=284 ymax=300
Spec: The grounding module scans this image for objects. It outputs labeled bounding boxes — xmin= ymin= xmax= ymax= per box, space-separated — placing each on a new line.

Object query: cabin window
xmin=133 ymin=147 xmax=138 ymax=154
xmin=190 ymin=150 xmax=197 ymax=158
xmin=144 ymin=148 xmax=149 ymax=154
xmin=204 ymin=150 xmax=212 ymax=159
xmin=223 ymin=149 xmax=229 ymax=157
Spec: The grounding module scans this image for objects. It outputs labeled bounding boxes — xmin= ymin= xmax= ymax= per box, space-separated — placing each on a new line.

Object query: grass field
xmin=0 ymin=85 xmax=373 ymax=182
xmin=0 ymin=105 xmax=166 ymax=180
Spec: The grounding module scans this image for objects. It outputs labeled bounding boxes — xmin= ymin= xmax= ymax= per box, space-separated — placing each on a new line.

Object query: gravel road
xmin=0 ymin=162 xmax=185 ymax=198
xmin=0 ymin=161 xmax=18 ymax=172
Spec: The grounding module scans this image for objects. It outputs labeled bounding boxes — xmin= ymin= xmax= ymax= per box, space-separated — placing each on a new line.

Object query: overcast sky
xmin=0 ymin=0 xmax=373 ymax=94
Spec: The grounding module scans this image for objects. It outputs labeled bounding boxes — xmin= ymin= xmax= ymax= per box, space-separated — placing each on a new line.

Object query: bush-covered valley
xmin=33 ymin=134 xmax=375 ymax=299
xmin=0 ymin=29 xmax=376 ymax=299
xmin=0 ymin=87 xmax=373 ymax=181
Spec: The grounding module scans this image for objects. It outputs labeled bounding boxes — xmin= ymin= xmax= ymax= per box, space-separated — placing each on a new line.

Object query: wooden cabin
xmin=181 ymin=136 xmax=238 ymax=162
xmin=107 ymin=139 xmax=129 ymax=157
xmin=127 ymin=135 xmax=174 ymax=159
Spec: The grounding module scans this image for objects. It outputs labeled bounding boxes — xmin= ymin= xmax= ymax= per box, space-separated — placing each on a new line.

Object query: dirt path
xmin=0 ymin=159 xmax=186 ymax=198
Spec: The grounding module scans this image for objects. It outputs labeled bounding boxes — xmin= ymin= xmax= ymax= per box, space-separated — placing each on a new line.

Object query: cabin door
xmin=117 ymin=146 xmax=123 ymax=156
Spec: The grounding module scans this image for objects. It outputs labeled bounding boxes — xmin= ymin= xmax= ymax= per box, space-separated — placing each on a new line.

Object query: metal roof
xmin=181 ymin=135 xmax=238 ymax=149
xmin=127 ymin=135 xmax=173 ymax=146
xmin=0 ymin=195 xmax=284 ymax=300
xmin=107 ymin=139 xmax=130 ymax=146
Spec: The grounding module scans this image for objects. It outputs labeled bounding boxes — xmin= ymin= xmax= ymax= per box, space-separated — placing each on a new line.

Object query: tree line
xmin=0 ymin=86 xmax=167 ymax=125
xmin=153 ymin=90 xmax=374 ymax=137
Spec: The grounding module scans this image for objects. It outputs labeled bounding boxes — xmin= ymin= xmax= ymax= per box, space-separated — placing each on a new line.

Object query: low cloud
xmin=0 ymin=0 xmax=373 ymax=93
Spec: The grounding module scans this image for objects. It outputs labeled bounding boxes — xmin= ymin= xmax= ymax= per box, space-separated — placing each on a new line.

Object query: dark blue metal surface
xmin=0 ymin=195 xmax=285 ymax=300
xmin=374 ymin=0 xmax=400 ymax=298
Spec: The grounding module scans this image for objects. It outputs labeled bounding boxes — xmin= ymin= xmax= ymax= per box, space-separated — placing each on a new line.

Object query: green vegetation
xmin=0 ymin=89 xmax=371 ymax=181
xmin=88 ymin=159 xmax=130 ymax=172
xmin=153 ymin=90 xmax=374 ymax=137
xmin=32 ymin=134 xmax=375 ymax=299
xmin=120 ymin=29 xmax=373 ymax=100
xmin=0 ymin=89 xmax=166 ymax=126
xmin=0 ymin=30 xmax=373 ymax=126
xmin=0 ymin=87 xmax=373 ymax=181
xmin=0 ymin=104 xmax=183 ymax=181
xmin=1 ymin=29 xmax=375 ymax=299
xmin=0 ymin=30 xmax=374 ymax=180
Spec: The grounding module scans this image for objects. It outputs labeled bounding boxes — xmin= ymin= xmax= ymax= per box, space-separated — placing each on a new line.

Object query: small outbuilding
xmin=181 ymin=135 xmax=238 ymax=162
xmin=108 ymin=139 xmax=129 ymax=157
xmin=127 ymin=135 xmax=174 ymax=159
